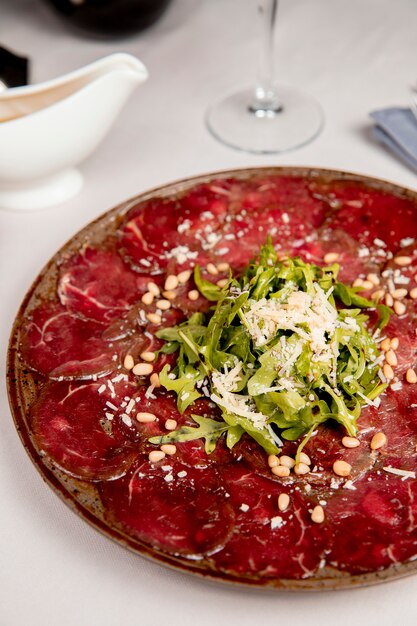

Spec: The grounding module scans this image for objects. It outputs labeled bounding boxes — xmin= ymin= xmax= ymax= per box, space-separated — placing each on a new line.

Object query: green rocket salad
xmin=149 ymin=242 xmax=390 ymax=458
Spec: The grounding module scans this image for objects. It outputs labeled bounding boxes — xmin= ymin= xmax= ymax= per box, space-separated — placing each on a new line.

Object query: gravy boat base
xmin=0 ymin=168 xmax=83 ymax=211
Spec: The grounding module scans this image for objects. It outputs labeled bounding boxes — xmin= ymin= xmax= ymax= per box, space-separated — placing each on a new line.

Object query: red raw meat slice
xmin=211 ymin=462 xmax=327 ymax=578
xmin=100 ymin=455 xmax=235 ymax=556
xmin=120 ymin=197 xmax=209 ymax=273
xmin=30 ymin=378 xmax=139 ymax=480
xmin=292 ymin=420 xmax=375 ymax=485
xmin=101 ymin=302 xmax=184 ymax=345
xmin=179 ymin=179 xmax=234 ymax=216
xmin=20 ymin=302 xmax=123 ymax=379
xmin=59 ymin=248 xmax=146 ymax=323
xmin=121 ymin=197 xmax=179 ymax=272
xmin=311 ymin=179 xmax=417 ymax=253
xmin=221 ymin=175 xmax=325 ymax=227
xmin=362 ymin=387 xmax=417 ymax=458
xmin=229 ymin=435 xmax=276 ymax=479
xmin=200 ymin=176 xmax=328 ymax=271
xmin=121 ymin=176 xmax=328 ymax=274
xmin=325 ymin=475 xmax=417 ymax=574
xmin=294 ymin=227 xmax=380 ymax=285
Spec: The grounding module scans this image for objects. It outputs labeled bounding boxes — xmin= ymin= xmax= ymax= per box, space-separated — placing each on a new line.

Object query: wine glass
xmin=206 ymin=0 xmax=324 ymax=154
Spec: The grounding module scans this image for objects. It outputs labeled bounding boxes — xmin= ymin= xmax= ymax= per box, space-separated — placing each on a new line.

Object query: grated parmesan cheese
xmin=270 ymin=515 xmax=285 ymax=529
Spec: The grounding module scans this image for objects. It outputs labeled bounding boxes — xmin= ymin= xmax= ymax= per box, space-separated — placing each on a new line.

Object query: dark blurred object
xmin=44 ymin=0 xmax=172 ymax=37
xmin=0 ymin=46 xmax=29 ymax=87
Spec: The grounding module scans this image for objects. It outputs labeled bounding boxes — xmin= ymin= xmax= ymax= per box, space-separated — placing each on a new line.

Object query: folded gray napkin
xmin=370 ymin=107 xmax=417 ymax=173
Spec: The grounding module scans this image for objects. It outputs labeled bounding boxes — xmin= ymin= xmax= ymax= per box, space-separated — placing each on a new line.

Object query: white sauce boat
xmin=0 ymin=53 xmax=148 ymax=211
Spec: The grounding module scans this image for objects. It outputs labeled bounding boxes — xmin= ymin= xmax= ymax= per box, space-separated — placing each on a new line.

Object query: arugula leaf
xmin=221 ymin=412 xmax=280 ymax=455
xmin=158 ymin=364 xmax=203 ymax=412
xmin=193 ymin=265 xmax=225 ymax=301
xmin=149 ymin=414 xmax=229 ymax=454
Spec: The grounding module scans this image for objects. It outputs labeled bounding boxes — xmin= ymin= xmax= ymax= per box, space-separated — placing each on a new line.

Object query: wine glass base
xmin=206 ymin=85 xmax=324 ymax=154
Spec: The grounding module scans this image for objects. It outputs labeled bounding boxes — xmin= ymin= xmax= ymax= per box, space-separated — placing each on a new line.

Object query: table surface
xmin=1 ymin=0 xmax=417 ymax=624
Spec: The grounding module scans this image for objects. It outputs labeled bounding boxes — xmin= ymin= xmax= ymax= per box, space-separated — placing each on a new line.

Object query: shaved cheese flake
xmin=383 ymin=466 xmax=416 ymax=480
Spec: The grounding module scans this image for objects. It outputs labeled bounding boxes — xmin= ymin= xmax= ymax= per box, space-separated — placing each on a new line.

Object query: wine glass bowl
xmin=206 ymin=0 xmax=324 ymax=154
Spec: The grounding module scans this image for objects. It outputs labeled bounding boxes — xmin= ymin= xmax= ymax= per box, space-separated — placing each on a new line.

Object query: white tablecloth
xmin=1 ymin=1 xmax=417 ymax=624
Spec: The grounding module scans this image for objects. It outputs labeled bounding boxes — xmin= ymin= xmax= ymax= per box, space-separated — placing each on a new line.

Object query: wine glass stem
xmin=249 ymin=0 xmax=282 ymax=115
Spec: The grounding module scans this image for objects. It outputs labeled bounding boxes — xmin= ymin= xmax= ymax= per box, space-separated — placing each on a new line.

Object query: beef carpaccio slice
xmin=9 ymin=169 xmax=417 ymax=588
xmin=19 ymin=302 xmax=123 ymax=379
xmin=58 ymin=248 xmax=147 ymax=323
xmin=30 ymin=378 xmax=140 ymax=480
xmin=100 ymin=456 xmax=235 ymax=556
xmin=210 ymin=463 xmax=328 ymax=579
xmin=310 ymin=179 xmax=417 ymax=254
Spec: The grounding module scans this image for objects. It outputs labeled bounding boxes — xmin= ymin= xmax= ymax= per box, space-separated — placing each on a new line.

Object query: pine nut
xmin=311 ymin=505 xmax=325 ymax=524
xmin=132 ymin=362 xmax=154 ymax=376
xmin=371 ymin=289 xmax=385 ymax=302
xmin=342 ymin=436 xmax=360 ymax=448
xmin=206 ymin=263 xmax=218 ymax=275
xmin=366 ymin=273 xmax=380 ymax=286
xmin=271 ymin=465 xmax=290 ymax=477
xmin=217 ymin=262 xmax=230 ymax=272
xmin=299 ymin=452 xmax=311 ymax=465
xmin=353 ymin=278 xmax=364 ymax=288
xmin=385 ymin=293 xmax=394 ymax=307
xmin=380 ymin=338 xmax=391 ymax=352
xmin=268 ymin=454 xmax=280 ymax=468
xmin=188 ymin=290 xmax=199 ymax=301
xmin=162 ymin=290 xmax=177 ymax=300
xmin=141 ymin=291 xmax=154 ymax=305
xmin=394 ymin=300 xmax=406 ymax=315
xmin=156 ymin=299 xmax=171 ymax=310
xmin=333 ymin=460 xmax=351 ymax=477
xmin=393 ymin=288 xmax=408 ymax=299
xmin=279 ymin=455 xmax=296 ymax=469
xmin=148 ymin=450 xmax=165 ymax=463
xmin=150 ymin=372 xmax=160 ymax=387
xmin=136 ymin=412 xmax=157 ymax=423
xmin=324 ymin=252 xmax=340 ymax=264
xmin=165 ymin=418 xmax=177 ymax=431
xmin=406 ymin=369 xmax=417 ymax=384
xmin=165 ymin=274 xmax=179 ymax=291
xmin=146 ymin=312 xmax=162 ymax=324
xmin=161 ymin=444 xmax=176 ymax=455
xmin=147 ymin=282 xmax=160 ymax=296
xmin=123 ymin=354 xmax=134 ymax=370
xmin=216 ymin=278 xmax=228 ymax=288
xmin=383 ymin=363 xmax=394 ymax=380
xmin=394 ymin=256 xmax=412 ymax=266
xmin=294 ymin=462 xmax=310 ymax=475
xmin=370 ymin=432 xmax=387 ymax=450
xmin=177 ymin=269 xmax=192 ymax=284
xmin=140 ymin=351 xmax=156 ymax=362
xmin=410 ymin=287 xmax=417 ymax=300
xmin=390 ymin=337 xmax=399 ymax=350
xmin=361 ymin=280 xmax=374 ymax=290
xmin=278 ymin=493 xmax=290 ymax=512
xmin=385 ymin=349 xmax=398 ymax=367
